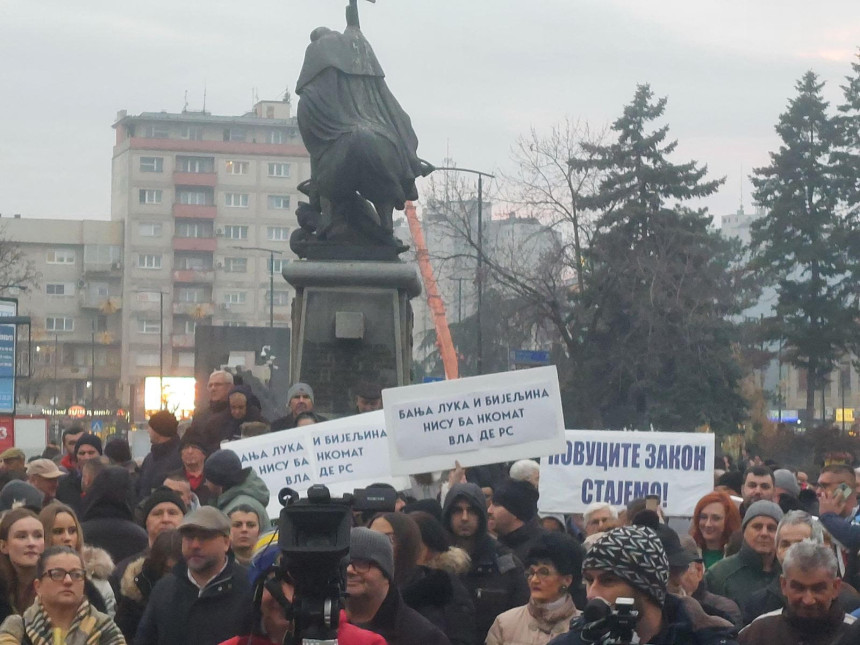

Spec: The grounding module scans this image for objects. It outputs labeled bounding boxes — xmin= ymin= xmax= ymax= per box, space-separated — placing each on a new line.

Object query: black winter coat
xmin=401 ymin=565 xmax=477 ymax=645
xmin=188 ymin=399 xmax=230 ymax=454
xmin=498 ymin=517 xmax=547 ymax=565
xmin=134 ymin=554 xmax=253 ymax=645
xmin=55 ymin=471 xmax=83 ymax=511
xmin=352 ymin=584 xmax=451 ymax=645
xmin=80 ymin=466 xmax=148 ymax=563
xmin=135 ymin=436 xmax=183 ymax=501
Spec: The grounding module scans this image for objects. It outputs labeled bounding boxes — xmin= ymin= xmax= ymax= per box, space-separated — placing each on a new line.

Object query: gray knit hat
xmin=773 ymin=469 xmax=800 ymax=497
xmin=742 ymin=500 xmax=784 ymax=531
xmin=287 ymin=383 xmax=314 ymax=404
xmin=582 ymin=525 xmax=669 ymax=606
xmin=204 ymin=449 xmax=244 ymax=488
xmin=350 ymin=527 xmax=394 ymax=580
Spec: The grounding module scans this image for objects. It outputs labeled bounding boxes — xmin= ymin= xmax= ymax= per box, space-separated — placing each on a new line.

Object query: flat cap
xmin=25 ymin=459 xmax=63 ymax=479
xmin=179 ymin=506 xmax=231 ymax=536
xmin=0 ymin=448 xmax=24 ymax=462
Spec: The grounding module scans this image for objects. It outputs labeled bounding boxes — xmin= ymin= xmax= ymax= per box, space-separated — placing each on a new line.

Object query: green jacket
xmin=214 ymin=467 xmax=271 ymax=528
xmin=705 ymin=542 xmax=781 ymax=612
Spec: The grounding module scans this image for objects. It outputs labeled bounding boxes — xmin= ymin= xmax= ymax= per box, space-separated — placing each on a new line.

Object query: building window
xmin=224 ymin=321 xmax=248 ymax=327
xmin=46 ymin=317 xmax=74 ymax=332
xmin=269 ymin=131 xmax=288 ymax=144
xmin=223 ymin=292 xmax=246 ymax=304
xmin=139 ymin=189 xmax=163 ymax=205
xmin=267 ymin=195 xmax=291 ymax=210
xmin=223 ymin=225 xmax=248 ymax=240
xmin=84 ymin=245 xmax=122 ymax=264
xmin=176 ymin=156 xmax=214 ymax=173
xmin=46 ymin=283 xmax=74 ymax=296
xmin=267 ymin=226 xmax=290 ymax=241
xmin=176 ymin=221 xmax=213 ymax=238
xmin=137 ymin=319 xmax=161 ymax=334
xmin=138 ymin=222 xmax=162 ymax=237
xmin=225 ymin=160 xmax=249 ymax=175
xmin=184 ymin=320 xmax=197 ymax=334
xmin=267 ymin=291 xmax=290 ymax=306
xmin=224 ymin=128 xmax=246 ymax=142
xmin=175 ymin=254 xmax=211 ymax=270
xmin=143 ymin=125 xmax=169 ymax=139
xmin=138 ymin=254 xmax=162 ymax=269
xmin=140 ymin=157 xmax=164 ymax=173
xmin=177 ymin=189 xmax=212 ymax=206
xmin=223 ymin=257 xmax=247 ymax=273
xmin=180 ymin=126 xmax=203 ymax=141
xmin=46 ymin=249 xmax=75 ymax=264
xmin=177 ymin=288 xmax=206 ymax=303
xmin=268 ymin=163 xmax=291 ymax=178
xmin=135 ymin=352 xmax=159 ymax=367
xmin=224 ymin=193 xmax=249 ymax=208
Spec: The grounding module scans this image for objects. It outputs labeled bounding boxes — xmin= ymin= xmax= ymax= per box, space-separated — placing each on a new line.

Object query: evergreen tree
xmin=834 ymin=51 xmax=860 ymax=214
xmin=750 ymin=71 xmax=860 ymax=424
xmin=569 ymin=85 xmax=749 ymax=433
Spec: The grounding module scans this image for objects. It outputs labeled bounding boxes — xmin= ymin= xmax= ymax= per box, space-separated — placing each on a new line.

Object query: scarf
xmin=21 ymin=598 xmax=122 ymax=645
xmin=527 ymin=594 xmax=579 ymax=634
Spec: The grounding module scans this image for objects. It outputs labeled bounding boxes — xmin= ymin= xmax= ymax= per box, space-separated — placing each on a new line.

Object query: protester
xmin=489 ymin=478 xmax=545 ymax=563
xmin=690 ymin=491 xmax=743 ymax=569
xmin=355 ymin=382 xmax=383 ymax=413
xmin=368 ymin=512 xmax=475 ymax=645
xmin=538 ymin=513 xmax=567 ymax=534
xmin=136 ymin=410 xmax=182 ymax=501
xmin=739 ymin=541 xmax=856 ymax=644
xmin=706 ymin=500 xmax=783 ymax=610
xmin=224 ymin=385 xmax=268 ymax=442
xmin=59 ymin=426 xmax=85 ymax=472
xmin=772 ymin=468 xmax=805 ymax=513
xmin=25 ymin=458 xmax=63 ymax=505
xmin=134 ymin=507 xmax=253 ymax=645
xmin=0 ymin=480 xmax=44 ymax=513
xmin=343 ymin=527 xmax=450 ymax=645
xmin=548 ymin=526 xmax=736 ymax=645
xmin=271 ymin=382 xmax=323 ymax=430
xmin=740 ymin=466 xmax=775 ymax=517
xmin=180 ymin=432 xmax=212 ymax=505
xmin=189 ymin=369 xmax=234 ymax=454
xmin=114 ymin=529 xmax=182 ymax=640
xmin=509 ymin=460 xmax=540 ymax=489
xmin=0 ymin=546 xmax=125 ymax=644
xmin=55 ymin=434 xmax=103 ymax=511
xmin=204 ymin=449 xmax=271 ymax=529
xmin=486 ymin=532 xmax=581 ymax=645
xmin=441 ymin=482 xmax=529 ymax=640
xmin=677 ymin=536 xmax=743 ymax=630
xmin=80 ymin=467 xmax=148 ymax=564
xmin=38 ymin=502 xmax=114 ymax=616
xmin=815 ymin=465 xmax=860 ymax=586
xmin=0 ymin=449 xmax=26 ymax=481
xmin=0 ymin=508 xmax=45 ymax=622
xmin=162 ymin=472 xmax=198 ymax=511
xmin=229 ymin=505 xmax=262 ymax=567
xmin=582 ymin=502 xmax=617 ymax=537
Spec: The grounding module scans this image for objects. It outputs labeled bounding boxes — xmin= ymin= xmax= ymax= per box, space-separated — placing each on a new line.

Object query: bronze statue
xmin=292 ymin=0 xmax=433 ymax=259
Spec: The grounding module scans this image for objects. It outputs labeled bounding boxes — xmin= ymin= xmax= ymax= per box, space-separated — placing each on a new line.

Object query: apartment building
xmin=111 ymin=99 xmax=308 ymax=418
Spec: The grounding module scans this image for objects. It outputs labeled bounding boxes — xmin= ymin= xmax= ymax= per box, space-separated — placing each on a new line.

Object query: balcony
xmin=79 ymin=294 xmax=122 ymax=312
xmin=172 ymin=302 xmax=214 ymax=317
xmin=82 ymin=261 xmax=123 ymax=277
xmin=171 ymin=334 xmax=195 ymax=349
xmin=173 ymin=171 xmax=217 ymax=187
xmin=173 ymin=204 xmax=216 ymax=219
xmin=172 ymin=237 xmax=217 ymax=252
xmin=173 ymin=269 xmax=215 ymax=283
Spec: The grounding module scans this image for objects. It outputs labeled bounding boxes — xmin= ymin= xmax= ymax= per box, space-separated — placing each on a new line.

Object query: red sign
xmin=68 ymin=406 xmax=86 ymax=419
xmin=0 ymin=417 xmax=14 ymax=453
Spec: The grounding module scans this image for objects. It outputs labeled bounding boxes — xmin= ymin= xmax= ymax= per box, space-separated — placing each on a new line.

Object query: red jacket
xmin=219 ymin=611 xmax=388 ymax=645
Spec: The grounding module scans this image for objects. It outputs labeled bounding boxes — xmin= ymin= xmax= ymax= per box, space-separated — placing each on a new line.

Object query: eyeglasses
xmin=525 ymin=567 xmax=559 ymax=580
xmin=41 ymin=568 xmax=86 ymax=582
xmin=348 ymin=560 xmax=374 ymax=573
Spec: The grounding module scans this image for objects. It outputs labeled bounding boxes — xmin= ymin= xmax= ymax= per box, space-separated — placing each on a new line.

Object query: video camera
xmin=271 ymin=484 xmax=397 ymax=644
xmin=577 ymin=597 xmax=638 ymax=645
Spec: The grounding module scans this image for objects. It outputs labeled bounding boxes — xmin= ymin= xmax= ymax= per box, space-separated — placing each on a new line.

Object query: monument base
xmin=283 ymin=261 xmax=422 ymax=417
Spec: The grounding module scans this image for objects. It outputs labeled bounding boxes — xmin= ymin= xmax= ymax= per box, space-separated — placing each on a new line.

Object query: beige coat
xmin=485 ymin=596 xmax=578 ymax=645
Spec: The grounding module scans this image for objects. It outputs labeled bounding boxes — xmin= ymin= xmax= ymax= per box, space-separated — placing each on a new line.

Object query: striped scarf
xmin=20 ymin=598 xmax=125 ymax=645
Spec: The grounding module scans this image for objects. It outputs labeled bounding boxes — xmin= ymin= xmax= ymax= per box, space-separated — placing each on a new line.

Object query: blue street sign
xmin=509 ymin=349 xmax=550 ymax=365
xmin=423 ymin=376 xmax=444 ymax=383
xmin=91 ymin=420 xmax=103 ymax=433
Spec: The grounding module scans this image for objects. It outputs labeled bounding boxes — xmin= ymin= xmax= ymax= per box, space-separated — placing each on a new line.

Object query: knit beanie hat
xmin=287 ymin=383 xmax=314 ymax=404
xmin=74 ymin=433 xmax=103 ymax=457
xmin=180 ymin=430 xmax=209 ymax=455
xmin=141 ymin=486 xmax=187 ymax=521
xmin=773 ymin=469 xmax=800 ymax=497
xmin=742 ymin=500 xmax=784 ymax=531
xmin=0 ymin=480 xmax=44 ymax=512
xmin=583 ymin=526 xmax=669 ymax=606
xmin=350 ymin=527 xmax=394 ymax=580
xmin=148 ymin=410 xmax=179 ymax=438
xmin=493 ymin=478 xmax=539 ymax=522
xmin=204 ymin=449 xmax=244 ymax=488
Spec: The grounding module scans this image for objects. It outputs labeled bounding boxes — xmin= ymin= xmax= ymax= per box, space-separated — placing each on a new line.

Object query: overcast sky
xmin=1 ymin=0 xmax=858 ymax=223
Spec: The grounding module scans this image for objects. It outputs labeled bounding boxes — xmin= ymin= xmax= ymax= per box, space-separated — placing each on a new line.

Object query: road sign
xmin=509 ymin=349 xmax=550 ymax=365
xmin=91 ymin=419 xmax=103 ymax=433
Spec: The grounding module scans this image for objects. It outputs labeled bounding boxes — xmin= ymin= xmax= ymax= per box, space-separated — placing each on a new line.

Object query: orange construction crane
xmin=404 ymin=201 xmax=459 ymax=380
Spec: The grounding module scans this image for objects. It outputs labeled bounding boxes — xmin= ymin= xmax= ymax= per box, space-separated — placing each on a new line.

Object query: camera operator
xmin=548 ymin=526 xmax=737 ymax=645
xmin=344 ymin=527 xmax=451 ymax=645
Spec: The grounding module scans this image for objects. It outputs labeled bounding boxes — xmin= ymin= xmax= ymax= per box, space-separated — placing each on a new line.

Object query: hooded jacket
xmin=81 ymin=467 xmax=148 ymax=563
xmin=213 ymin=467 xmax=271 ymax=529
xmin=441 ymin=483 xmax=530 ymax=641
xmin=223 ymin=385 xmax=269 ymax=442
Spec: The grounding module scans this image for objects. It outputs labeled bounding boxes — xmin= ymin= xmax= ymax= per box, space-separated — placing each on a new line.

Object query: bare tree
xmin=0 ymin=223 xmax=39 ymax=294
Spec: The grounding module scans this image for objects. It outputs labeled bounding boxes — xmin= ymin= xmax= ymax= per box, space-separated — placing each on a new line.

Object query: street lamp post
xmin=234 ymin=246 xmax=285 ymax=328
xmin=434 ymin=167 xmax=495 ymax=375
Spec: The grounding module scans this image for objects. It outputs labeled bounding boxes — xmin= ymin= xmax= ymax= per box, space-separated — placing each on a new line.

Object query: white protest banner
xmin=224 ymin=410 xmax=409 ymax=520
xmin=383 ymin=366 xmax=565 ymax=475
xmin=538 ymin=430 xmax=714 ymax=516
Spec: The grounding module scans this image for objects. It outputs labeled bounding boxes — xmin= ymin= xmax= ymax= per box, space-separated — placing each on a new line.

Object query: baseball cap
xmin=25 ymin=459 xmax=63 ymax=479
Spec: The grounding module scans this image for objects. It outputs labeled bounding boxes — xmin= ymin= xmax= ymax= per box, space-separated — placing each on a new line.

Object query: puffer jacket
xmin=213 ymin=468 xmax=271 ymax=528
xmin=83 ymin=545 xmax=117 ymax=618
xmin=486 ymin=596 xmax=578 ymax=645
xmin=114 ymin=554 xmax=160 ymax=640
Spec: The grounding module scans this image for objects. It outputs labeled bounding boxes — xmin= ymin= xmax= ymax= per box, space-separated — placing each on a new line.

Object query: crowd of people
xmin=0 ymin=370 xmax=856 ymax=643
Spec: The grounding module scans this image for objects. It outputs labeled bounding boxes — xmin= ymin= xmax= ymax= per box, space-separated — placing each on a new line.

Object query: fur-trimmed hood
xmin=82 ymin=545 xmax=115 ymax=580
xmin=120 ymin=556 xmax=147 ymax=603
xmin=425 ymin=546 xmax=471 ymax=575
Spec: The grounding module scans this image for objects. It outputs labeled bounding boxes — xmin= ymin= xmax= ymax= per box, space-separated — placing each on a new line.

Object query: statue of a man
xmin=295 ymin=0 xmax=432 ymax=250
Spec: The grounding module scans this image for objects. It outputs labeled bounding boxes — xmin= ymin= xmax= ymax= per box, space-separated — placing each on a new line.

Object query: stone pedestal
xmin=282 ymin=261 xmax=422 ymax=417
